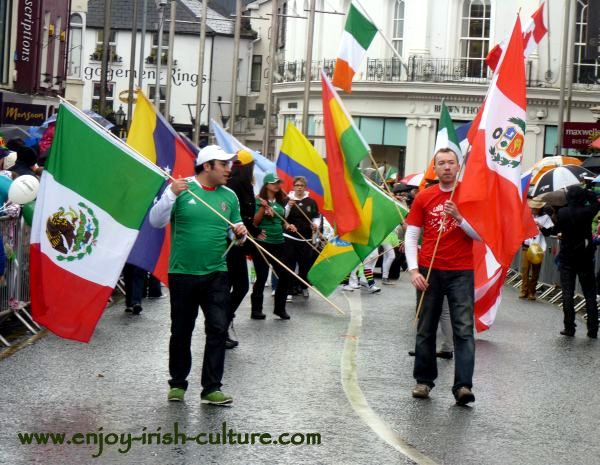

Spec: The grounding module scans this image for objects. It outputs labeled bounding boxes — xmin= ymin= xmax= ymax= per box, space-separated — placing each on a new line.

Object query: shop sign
xmin=1 ymin=102 xmax=47 ymax=125
xmin=563 ymin=122 xmax=600 ymax=150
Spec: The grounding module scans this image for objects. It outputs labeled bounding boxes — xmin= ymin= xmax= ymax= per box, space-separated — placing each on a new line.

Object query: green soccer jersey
xmin=255 ymin=198 xmax=285 ymax=244
xmin=169 ymin=182 xmax=242 ymax=275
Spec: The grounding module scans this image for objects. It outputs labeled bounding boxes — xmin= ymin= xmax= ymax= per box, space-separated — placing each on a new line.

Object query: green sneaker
xmin=201 ymin=390 xmax=233 ymax=405
xmin=167 ymin=387 xmax=185 ymax=402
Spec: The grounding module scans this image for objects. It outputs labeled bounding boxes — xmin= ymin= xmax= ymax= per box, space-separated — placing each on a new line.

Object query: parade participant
xmin=149 ymin=145 xmax=247 ymax=405
xmin=250 ymin=173 xmax=296 ymax=320
xmin=225 ymin=149 xmax=259 ymax=344
xmin=284 ymin=176 xmax=320 ymax=297
xmin=405 ymin=148 xmax=480 ymax=406
xmin=519 ymin=199 xmax=553 ymax=301
xmin=555 ymin=185 xmax=600 ymax=338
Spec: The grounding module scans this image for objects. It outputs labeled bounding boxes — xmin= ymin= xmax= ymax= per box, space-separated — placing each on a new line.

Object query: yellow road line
xmin=340 ymin=292 xmax=439 ymax=465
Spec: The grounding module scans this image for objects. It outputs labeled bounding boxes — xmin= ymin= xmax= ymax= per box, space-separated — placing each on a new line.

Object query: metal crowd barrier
xmin=0 ymin=216 xmax=39 ymax=347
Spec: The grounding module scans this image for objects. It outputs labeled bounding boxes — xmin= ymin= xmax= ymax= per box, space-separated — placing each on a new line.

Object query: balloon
xmin=22 ymin=200 xmax=35 ymax=226
xmin=8 ymin=175 xmax=39 ymax=205
xmin=0 ymin=175 xmax=12 ymax=204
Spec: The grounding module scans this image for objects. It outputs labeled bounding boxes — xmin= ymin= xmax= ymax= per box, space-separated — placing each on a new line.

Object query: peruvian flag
xmin=485 ymin=3 xmax=548 ymax=72
xmin=458 ymin=16 xmax=538 ymax=331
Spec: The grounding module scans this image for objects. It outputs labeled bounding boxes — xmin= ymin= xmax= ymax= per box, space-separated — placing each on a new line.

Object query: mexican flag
xmin=30 ymin=103 xmax=166 ymax=342
xmin=331 ymin=2 xmax=377 ymax=93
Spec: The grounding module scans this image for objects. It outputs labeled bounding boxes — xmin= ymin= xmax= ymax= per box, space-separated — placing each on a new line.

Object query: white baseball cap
xmin=196 ymin=145 xmax=236 ymax=166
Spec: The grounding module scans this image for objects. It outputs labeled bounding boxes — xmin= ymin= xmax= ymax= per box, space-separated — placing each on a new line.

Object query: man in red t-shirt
xmin=405 ymin=148 xmax=480 ymax=406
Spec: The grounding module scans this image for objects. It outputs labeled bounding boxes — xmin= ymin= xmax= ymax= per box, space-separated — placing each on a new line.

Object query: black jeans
xmin=560 ymin=259 xmax=598 ymax=333
xmin=251 ymin=241 xmax=290 ymax=314
xmin=414 ymin=268 xmax=475 ymax=394
xmin=168 ymin=272 xmax=230 ymax=396
xmin=226 ymin=242 xmax=250 ymax=323
xmin=123 ymin=264 xmax=146 ymax=307
xmin=286 ymin=238 xmax=316 ymax=291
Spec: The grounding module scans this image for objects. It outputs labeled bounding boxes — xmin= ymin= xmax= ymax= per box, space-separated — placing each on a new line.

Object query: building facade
xmin=255 ymin=0 xmax=600 ymax=174
xmin=0 ymin=0 xmax=70 ymax=127
xmin=66 ymin=0 xmax=256 ymax=135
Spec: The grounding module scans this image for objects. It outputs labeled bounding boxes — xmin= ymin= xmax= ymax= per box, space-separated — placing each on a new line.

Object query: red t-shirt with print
xmin=406 ymin=184 xmax=473 ymax=270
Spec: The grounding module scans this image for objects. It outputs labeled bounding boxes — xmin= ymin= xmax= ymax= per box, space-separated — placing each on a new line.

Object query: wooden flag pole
xmin=56 ymin=98 xmax=345 ymax=316
xmin=414 ymin=148 xmax=471 ymax=323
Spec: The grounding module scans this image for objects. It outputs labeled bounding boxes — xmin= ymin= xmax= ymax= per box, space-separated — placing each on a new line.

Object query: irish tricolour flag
xmin=331 ymin=2 xmax=377 ymax=93
xmin=30 ymin=103 xmax=166 ymax=342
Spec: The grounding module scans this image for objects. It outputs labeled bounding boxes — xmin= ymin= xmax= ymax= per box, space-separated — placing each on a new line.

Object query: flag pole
xmin=366 ymin=150 xmax=406 ymax=222
xmin=263 ymin=199 xmax=330 ymax=257
xmin=352 ymin=0 xmax=408 ymax=75
xmin=414 ymin=146 xmax=471 ymax=323
xmin=175 ymin=186 xmax=345 ymax=316
xmin=56 ymin=97 xmax=345 ymax=316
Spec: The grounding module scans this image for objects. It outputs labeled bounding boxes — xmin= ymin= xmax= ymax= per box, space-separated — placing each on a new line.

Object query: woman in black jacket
xmin=225 ymin=150 xmax=259 ymax=347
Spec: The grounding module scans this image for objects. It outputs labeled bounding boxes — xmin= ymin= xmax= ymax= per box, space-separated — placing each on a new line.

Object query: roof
xmin=87 ymin=0 xmax=256 ymax=38
xmin=180 ymin=0 xmax=256 ymax=36
xmin=87 ymin=0 xmax=208 ymax=34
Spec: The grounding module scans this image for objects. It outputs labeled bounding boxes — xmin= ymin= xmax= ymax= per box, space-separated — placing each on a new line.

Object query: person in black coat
xmin=555 ymin=185 xmax=600 ymax=338
xmin=225 ymin=150 xmax=260 ymax=347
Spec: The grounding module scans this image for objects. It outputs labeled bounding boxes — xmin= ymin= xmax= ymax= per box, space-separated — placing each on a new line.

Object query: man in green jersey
xmin=150 ymin=145 xmax=247 ymax=405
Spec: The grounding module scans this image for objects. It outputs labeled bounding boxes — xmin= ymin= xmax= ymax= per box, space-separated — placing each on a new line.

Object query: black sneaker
xmin=132 ymin=304 xmax=143 ymax=315
xmin=124 ymin=306 xmax=133 ymax=313
xmin=274 ymin=309 xmax=291 ymax=320
xmin=225 ymin=336 xmax=239 ymax=349
xmin=560 ymin=329 xmax=575 ymax=337
xmin=251 ymin=311 xmax=266 ymax=320
xmin=436 ymin=351 xmax=453 ymax=359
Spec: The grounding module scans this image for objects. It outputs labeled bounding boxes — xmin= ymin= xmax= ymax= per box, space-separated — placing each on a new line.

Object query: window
xmin=251 ymin=55 xmax=262 ymax=92
xmin=392 ymin=0 xmax=405 ymax=56
xmin=573 ymin=0 xmax=599 ymax=84
xmin=459 ymin=0 xmax=491 ymax=78
xmin=0 ymin=0 xmax=11 ymax=84
xmin=148 ymin=85 xmax=166 ymax=114
xmin=68 ymin=13 xmax=83 ymax=78
xmin=91 ymin=82 xmax=115 ymax=113
xmin=92 ymin=30 xmax=119 ymax=62
xmin=148 ymin=31 xmax=170 ymax=65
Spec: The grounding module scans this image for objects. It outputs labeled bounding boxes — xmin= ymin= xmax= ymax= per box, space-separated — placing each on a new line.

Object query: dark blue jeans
xmin=560 ymin=259 xmax=598 ymax=334
xmin=168 ymin=272 xmax=230 ymax=396
xmin=414 ymin=268 xmax=475 ymax=394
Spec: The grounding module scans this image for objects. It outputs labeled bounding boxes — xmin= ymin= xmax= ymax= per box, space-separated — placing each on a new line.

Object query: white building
xmin=66 ymin=0 xmax=257 ymax=136
xmin=256 ymin=0 xmax=600 ymax=174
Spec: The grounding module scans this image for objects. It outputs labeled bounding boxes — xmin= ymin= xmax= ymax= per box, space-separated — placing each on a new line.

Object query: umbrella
xmin=0 ymin=125 xmax=31 ymax=140
xmin=531 ymin=165 xmax=594 ymax=197
xmin=530 ymin=156 xmax=582 ymax=185
xmin=82 ymin=110 xmax=114 ymax=130
xmin=401 ymin=172 xmax=424 ymax=186
xmin=581 ymin=156 xmax=600 ymax=173
xmin=592 ymin=137 xmax=600 ymax=149
xmin=534 ymin=190 xmax=567 ymax=207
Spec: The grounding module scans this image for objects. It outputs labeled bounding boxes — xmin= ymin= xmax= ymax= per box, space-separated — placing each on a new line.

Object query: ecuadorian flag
xmin=276 ymin=122 xmax=333 ymax=220
xmin=126 ymin=91 xmax=196 ymax=285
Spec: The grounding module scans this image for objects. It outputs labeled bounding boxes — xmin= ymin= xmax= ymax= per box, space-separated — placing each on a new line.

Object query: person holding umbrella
xmin=555 ymin=185 xmax=600 ymax=338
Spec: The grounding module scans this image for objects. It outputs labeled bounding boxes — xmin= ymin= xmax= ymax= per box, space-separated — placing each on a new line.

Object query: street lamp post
xmin=115 ymin=105 xmax=127 ymax=139
xmin=214 ymin=96 xmax=231 ymax=128
xmin=155 ymin=0 xmax=167 ymax=111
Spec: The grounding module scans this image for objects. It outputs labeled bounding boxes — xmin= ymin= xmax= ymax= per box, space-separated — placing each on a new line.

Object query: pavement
xmin=0 ymin=276 xmax=599 ymax=465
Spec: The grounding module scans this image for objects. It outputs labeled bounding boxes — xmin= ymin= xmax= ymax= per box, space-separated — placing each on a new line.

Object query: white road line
xmin=340 ymin=292 xmax=439 ymax=465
